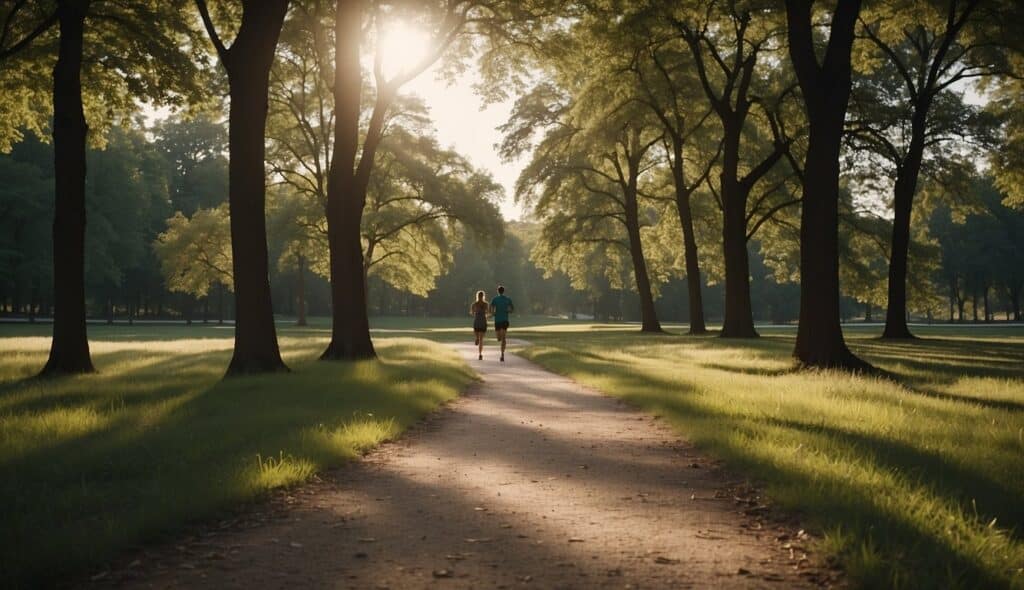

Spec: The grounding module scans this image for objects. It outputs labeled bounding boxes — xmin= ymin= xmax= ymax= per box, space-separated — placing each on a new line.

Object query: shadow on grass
xmin=523 ymin=342 xmax=1024 ymax=589
xmin=0 ymin=337 xmax=473 ymax=589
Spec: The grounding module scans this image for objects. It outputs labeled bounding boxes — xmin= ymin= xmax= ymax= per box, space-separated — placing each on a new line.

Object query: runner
xmin=470 ymin=290 xmax=489 ymax=360
xmin=489 ymin=285 xmax=514 ymax=362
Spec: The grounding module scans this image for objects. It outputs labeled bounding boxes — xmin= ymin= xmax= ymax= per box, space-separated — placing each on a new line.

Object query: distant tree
xmin=665 ymin=0 xmax=801 ymax=338
xmin=153 ymin=205 xmax=233 ymax=302
xmin=153 ymin=115 xmax=229 ymax=216
xmin=849 ymin=0 xmax=1015 ymax=338
xmin=511 ymin=74 xmax=671 ymax=333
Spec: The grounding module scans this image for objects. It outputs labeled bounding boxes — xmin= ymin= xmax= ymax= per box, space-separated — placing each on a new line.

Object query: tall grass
xmin=0 ymin=326 xmax=474 ymax=588
xmin=519 ymin=328 xmax=1024 ymax=589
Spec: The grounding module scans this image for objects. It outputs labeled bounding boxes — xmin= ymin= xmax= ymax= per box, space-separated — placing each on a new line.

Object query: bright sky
xmin=400 ymin=67 xmax=525 ymax=221
xmin=146 ymin=33 xmax=528 ymax=222
xmin=378 ymin=23 xmax=526 ymax=221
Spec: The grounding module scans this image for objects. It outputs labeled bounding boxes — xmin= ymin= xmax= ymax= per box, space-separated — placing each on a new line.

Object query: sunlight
xmin=377 ymin=20 xmax=431 ymax=78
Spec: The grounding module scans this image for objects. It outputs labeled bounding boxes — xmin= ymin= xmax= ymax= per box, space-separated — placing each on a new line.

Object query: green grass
xmin=0 ymin=324 xmax=475 ymax=588
xmin=509 ymin=324 xmax=1024 ymax=589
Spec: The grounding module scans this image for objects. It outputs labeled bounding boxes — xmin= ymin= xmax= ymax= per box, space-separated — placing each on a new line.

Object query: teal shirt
xmin=490 ymin=294 xmax=513 ymax=323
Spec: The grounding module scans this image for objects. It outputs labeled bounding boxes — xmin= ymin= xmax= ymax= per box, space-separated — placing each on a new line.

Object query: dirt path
xmin=98 ymin=344 xmax=835 ymax=589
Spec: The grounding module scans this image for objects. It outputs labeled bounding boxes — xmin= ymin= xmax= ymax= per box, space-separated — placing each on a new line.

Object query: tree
xmin=785 ymin=0 xmax=871 ymax=370
xmin=666 ymin=1 xmax=801 ymax=338
xmin=322 ymin=0 xmax=562 ymax=359
xmin=850 ymin=0 xmax=1013 ymax=338
xmin=153 ymin=205 xmax=233 ymax=302
xmin=153 ymin=115 xmax=229 ymax=216
xmin=195 ymin=0 xmax=290 ymax=374
xmin=618 ymin=10 xmax=718 ymax=335
xmin=1 ymin=0 xmax=207 ymax=374
xmin=266 ymin=6 xmax=503 ymax=307
xmin=510 ymin=65 xmax=670 ymax=333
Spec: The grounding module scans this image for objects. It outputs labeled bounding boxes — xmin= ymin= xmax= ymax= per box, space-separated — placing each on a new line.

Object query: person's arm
xmin=509 ymin=299 xmax=515 ymax=313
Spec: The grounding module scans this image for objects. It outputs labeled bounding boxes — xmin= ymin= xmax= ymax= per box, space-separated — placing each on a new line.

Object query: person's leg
xmin=499 ymin=328 xmax=507 ymax=360
xmin=477 ymin=331 xmax=484 ymax=359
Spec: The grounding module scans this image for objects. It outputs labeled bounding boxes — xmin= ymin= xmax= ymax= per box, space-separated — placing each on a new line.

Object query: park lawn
xmin=517 ymin=326 xmax=1024 ymax=589
xmin=0 ymin=325 xmax=475 ymax=588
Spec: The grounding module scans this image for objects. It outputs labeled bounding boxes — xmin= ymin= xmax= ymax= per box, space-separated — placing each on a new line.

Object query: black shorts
xmin=473 ymin=321 xmax=487 ymax=333
xmin=495 ymin=321 xmax=510 ymax=331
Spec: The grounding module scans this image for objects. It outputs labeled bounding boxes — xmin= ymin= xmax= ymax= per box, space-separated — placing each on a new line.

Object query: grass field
xmin=509 ymin=323 xmax=1024 ymax=589
xmin=0 ymin=324 xmax=475 ymax=587
xmin=3 ymin=318 xmax=1023 ymax=588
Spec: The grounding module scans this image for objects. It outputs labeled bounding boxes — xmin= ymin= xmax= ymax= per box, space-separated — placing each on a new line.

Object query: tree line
xmin=1 ymin=0 xmax=1022 ymax=376
xmin=507 ymin=0 xmax=1022 ymax=369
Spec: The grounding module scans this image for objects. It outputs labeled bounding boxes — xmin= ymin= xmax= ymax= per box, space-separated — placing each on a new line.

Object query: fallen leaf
xmin=568 ymin=537 xmax=585 ymax=543
xmin=654 ymin=556 xmax=680 ymax=565
xmin=432 ymin=569 xmax=453 ymax=578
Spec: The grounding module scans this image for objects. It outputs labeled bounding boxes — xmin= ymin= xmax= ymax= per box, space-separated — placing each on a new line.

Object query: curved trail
xmin=104 ymin=343 xmax=831 ymax=589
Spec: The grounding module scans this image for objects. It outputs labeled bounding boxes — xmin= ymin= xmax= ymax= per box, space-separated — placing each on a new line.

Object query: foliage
xmin=0 ymin=0 xmax=212 ymax=152
xmin=153 ymin=205 xmax=232 ymax=298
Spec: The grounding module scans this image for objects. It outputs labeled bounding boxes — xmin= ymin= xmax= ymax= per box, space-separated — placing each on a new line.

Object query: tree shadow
xmin=523 ymin=344 xmax=1023 ymax=588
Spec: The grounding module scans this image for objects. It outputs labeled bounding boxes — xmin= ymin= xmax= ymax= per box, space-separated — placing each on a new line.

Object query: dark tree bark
xmin=197 ymin=0 xmax=290 ymax=374
xmin=217 ymin=282 xmax=225 ymax=325
xmin=882 ymin=115 xmax=926 ymax=338
xmin=785 ymin=0 xmax=871 ymax=370
xmin=622 ymin=174 xmax=662 ymax=333
xmin=321 ymin=0 xmax=377 ymax=360
xmin=673 ymin=13 xmax=795 ymax=339
xmin=668 ymin=141 xmax=707 ymax=335
xmin=865 ymin=0 xmax=981 ymax=339
xmin=632 ymin=50 xmax=709 ymax=335
xmin=720 ymin=163 xmax=757 ymax=338
xmin=296 ymin=253 xmax=307 ymax=326
xmin=40 ymin=0 xmax=94 ymax=376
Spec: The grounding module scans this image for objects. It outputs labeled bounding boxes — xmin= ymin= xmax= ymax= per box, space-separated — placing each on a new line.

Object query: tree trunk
xmin=623 ymin=185 xmax=662 ymax=333
xmin=322 ymin=0 xmax=375 ymax=360
xmin=786 ymin=0 xmax=868 ymax=370
xmin=220 ymin=1 xmax=290 ymax=374
xmin=217 ymin=282 xmax=225 ymax=325
xmin=1011 ymin=284 xmax=1021 ymax=321
xmin=983 ymin=284 xmax=990 ymax=322
xmin=41 ymin=0 xmax=94 ymax=376
xmin=721 ymin=184 xmax=757 ymax=338
xmin=971 ymin=289 xmax=979 ymax=322
xmin=718 ymin=124 xmax=758 ymax=338
xmin=669 ymin=142 xmax=706 ymax=335
xmin=882 ymin=109 xmax=929 ymax=339
xmin=296 ymin=253 xmax=307 ymax=326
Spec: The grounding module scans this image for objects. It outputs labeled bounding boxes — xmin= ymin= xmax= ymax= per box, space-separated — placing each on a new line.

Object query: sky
xmin=400 ymin=65 xmax=526 ymax=221
xmin=145 ymin=36 xmax=529 ymax=222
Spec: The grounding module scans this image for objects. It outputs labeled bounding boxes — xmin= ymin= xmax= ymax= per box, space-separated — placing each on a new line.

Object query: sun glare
xmin=378 ymin=21 xmax=432 ymax=77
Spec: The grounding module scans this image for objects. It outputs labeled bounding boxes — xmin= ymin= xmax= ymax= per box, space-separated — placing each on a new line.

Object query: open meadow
xmin=0 ymin=322 xmax=474 ymax=587
xmin=2 ymin=319 xmax=1023 ymax=588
